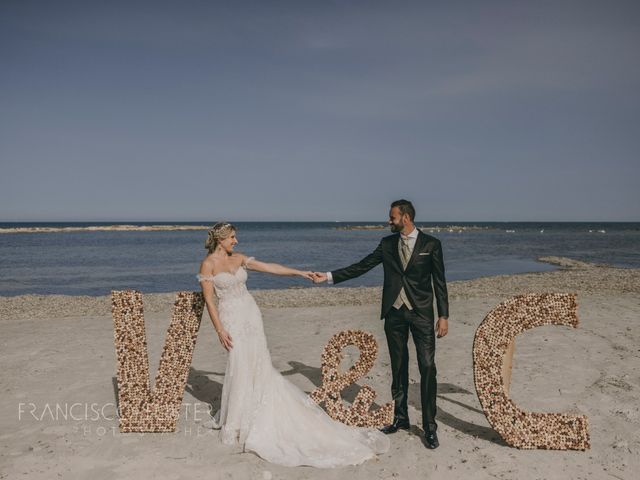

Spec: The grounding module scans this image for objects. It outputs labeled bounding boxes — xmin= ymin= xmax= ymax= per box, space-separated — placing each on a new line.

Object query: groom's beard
xmin=390 ymin=223 xmax=403 ymax=233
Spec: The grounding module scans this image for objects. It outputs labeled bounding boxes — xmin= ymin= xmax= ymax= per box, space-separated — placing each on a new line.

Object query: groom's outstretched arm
xmin=328 ymin=241 xmax=383 ymax=285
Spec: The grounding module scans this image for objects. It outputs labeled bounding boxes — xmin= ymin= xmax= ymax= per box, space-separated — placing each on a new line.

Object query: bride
xmin=197 ymin=222 xmax=390 ymax=468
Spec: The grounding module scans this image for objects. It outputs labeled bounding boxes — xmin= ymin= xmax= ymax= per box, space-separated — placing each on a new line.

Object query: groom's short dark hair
xmin=390 ymin=199 xmax=415 ymax=221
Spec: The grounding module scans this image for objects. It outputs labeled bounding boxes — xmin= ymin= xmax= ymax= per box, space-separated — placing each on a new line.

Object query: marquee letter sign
xmin=309 ymin=330 xmax=394 ymax=428
xmin=473 ymin=293 xmax=590 ymax=450
xmin=112 ymin=290 xmax=204 ymax=432
xmin=111 ymin=289 xmax=591 ymax=449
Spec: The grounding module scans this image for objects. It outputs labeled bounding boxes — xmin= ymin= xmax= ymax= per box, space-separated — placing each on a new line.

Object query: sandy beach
xmin=1 ymin=258 xmax=639 ymax=479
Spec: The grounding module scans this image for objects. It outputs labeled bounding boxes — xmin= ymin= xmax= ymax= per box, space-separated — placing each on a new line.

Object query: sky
xmin=1 ymin=0 xmax=639 ymax=222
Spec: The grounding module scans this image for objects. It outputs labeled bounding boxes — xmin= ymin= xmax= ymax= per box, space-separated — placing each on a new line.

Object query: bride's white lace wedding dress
xmin=196 ymin=257 xmax=390 ymax=468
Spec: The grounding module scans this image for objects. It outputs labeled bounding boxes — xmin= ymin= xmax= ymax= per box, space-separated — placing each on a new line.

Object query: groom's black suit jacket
xmin=331 ymin=230 xmax=449 ymax=321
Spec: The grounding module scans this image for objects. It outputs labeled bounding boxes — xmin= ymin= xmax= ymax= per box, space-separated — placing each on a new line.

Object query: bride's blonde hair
xmin=205 ymin=222 xmax=237 ymax=253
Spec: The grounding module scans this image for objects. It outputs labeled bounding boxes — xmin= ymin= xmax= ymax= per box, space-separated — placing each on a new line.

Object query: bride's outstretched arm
xmin=199 ymin=276 xmax=233 ymax=351
xmin=244 ymin=255 xmax=314 ymax=281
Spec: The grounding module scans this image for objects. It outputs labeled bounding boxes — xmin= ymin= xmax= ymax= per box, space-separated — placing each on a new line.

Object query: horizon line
xmin=1 ymin=220 xmax=638 ymax=224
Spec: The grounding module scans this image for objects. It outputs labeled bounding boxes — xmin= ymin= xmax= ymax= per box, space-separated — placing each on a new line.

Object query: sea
xmin=0 ymin=222 xmax=638 ymax=296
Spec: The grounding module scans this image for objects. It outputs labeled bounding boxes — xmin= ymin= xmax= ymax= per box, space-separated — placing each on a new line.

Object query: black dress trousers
xmin=384 ymin=304 xmax=437 ymax=432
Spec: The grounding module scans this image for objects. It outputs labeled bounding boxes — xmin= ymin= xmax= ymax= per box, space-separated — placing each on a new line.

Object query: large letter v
xmin=111 ymin=290 xmax=205 ymax=432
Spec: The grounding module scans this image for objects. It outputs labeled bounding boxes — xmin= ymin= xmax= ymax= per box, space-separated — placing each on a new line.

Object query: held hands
xmin=299 ymin=271 xmax=315 ymax=281
xmin=299 ymin=271 xmax=326 ymax=284
xmin=311 ymin=272 xmax=327 ymax=284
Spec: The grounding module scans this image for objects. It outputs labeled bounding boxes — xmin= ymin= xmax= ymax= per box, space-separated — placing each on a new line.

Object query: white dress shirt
xmin=326 ymin=227 xmax=418 ymax=284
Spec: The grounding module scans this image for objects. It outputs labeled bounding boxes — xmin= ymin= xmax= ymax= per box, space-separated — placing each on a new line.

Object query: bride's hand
xmin=217 ymin=329 xmax=233 ymax=351
xmin=299 ymin=271 xmax=315 ymax=281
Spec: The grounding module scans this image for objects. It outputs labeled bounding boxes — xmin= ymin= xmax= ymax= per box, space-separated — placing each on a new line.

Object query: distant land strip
xmin=336 ymin=225 xmax=491 ymax=232
xmin=1 ymin=224 xmax=495 ymax=234
xmin=0 ymin=225 xmax=211 ymax=234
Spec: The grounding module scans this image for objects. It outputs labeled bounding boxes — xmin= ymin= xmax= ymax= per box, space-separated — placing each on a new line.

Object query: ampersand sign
xmin=309 ymin=330 xmax=394 ymax=428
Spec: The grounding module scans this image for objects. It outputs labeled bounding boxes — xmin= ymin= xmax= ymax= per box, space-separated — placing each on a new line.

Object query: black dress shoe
xmin=424 ymin=431 xmax=439 ymax=449
xmin=379 ymin=419 xmax=410 ymax=434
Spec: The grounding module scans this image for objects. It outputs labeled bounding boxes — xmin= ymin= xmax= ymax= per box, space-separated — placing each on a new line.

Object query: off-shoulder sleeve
xmin=242 ymin=256 xmax=255 ymax=269
xmin=196 ymin=273 xmax=215 ymax=282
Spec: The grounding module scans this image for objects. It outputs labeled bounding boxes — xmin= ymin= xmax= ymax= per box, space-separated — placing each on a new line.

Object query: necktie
xmin=400 ymin=236 xmax=411 ymax=269
xmin=394 ymin=235 xmax=413 ymax=310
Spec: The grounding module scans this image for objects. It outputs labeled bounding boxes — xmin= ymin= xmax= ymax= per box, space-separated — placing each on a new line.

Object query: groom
xmin=313 ymin=199 xmax=449 ymax=449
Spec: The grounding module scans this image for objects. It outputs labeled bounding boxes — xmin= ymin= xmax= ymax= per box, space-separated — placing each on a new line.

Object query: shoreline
xmin=1 ymin=257 xmax=638 ymax=320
